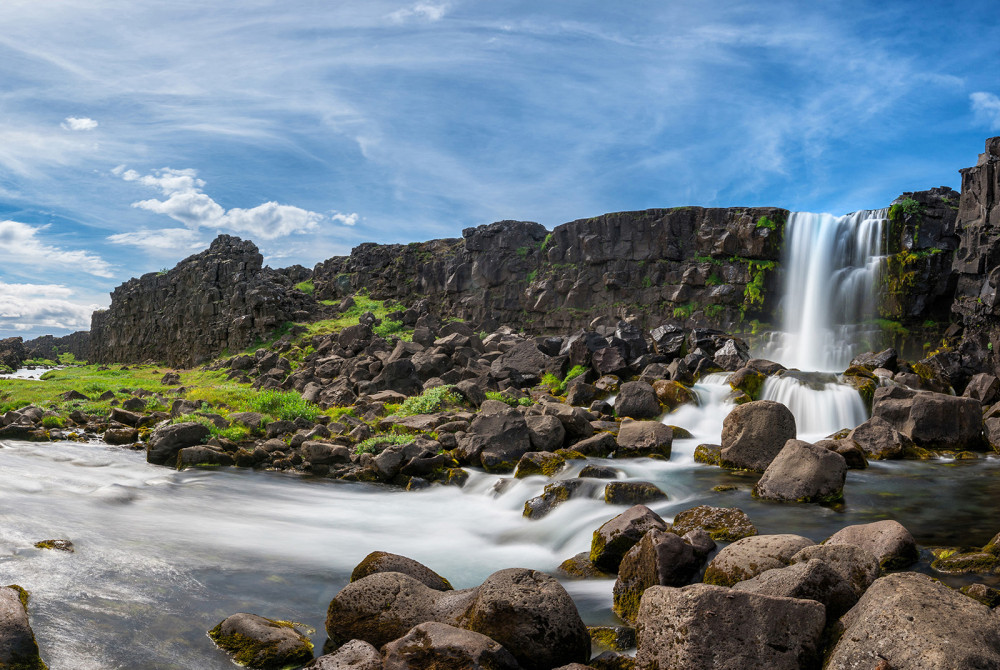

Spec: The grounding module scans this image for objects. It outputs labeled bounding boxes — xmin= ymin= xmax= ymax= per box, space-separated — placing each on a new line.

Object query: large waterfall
xmin=764 ymin=209 xmax=889 ymax=371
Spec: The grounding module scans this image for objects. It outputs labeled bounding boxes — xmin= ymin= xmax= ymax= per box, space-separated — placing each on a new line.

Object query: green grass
xmin=355 ymin=432 xmax=413 ymax=454
xmin=41 ymin=416 xmax=65 ymax=429
xmin=304 ymin=293 xmax=411 ymax=341
xmin=755 ymin=215 xmax=778 ymax=230
xmin=171 ymin=414 xmax=252 ymax=441
xmin=485 ymin=391 xmax=533 ymax=407
xmin=295 ymin=279 xmax=315 ymax=295
xmin=391 ymin=385 xmax=465 ymax=416
xmin=706 ymin=272 xmax=723 ymax=286
xmin=673 ymin=304 xmax=693 ymax=320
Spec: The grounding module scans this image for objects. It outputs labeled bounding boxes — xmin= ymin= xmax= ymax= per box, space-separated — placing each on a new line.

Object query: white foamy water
xmin=760 ymin=373 xmax=867 ymax=441
xmin=764 ymin=209 xmax=888 ymax=371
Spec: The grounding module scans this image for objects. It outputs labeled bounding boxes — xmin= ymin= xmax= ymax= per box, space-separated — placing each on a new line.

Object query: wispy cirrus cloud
xmin=971 ymin=92 xmax=1000 ymax=130
xmin=0 ymin=220 xmax=113 ymax=277
xmin=388 ymin=2 xmax=449 ymax=23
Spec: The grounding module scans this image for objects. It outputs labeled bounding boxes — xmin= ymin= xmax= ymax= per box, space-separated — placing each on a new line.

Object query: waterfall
xmin=759 ymin=372 xmax=868 ymax=441
xmin=764 ymin=208 xmax=888 ymax=371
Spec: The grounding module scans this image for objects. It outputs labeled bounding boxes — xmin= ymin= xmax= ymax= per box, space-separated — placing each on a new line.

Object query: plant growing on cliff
xmin=672 ymin=304 xmax=693 ymax=320
xmin=393 ymin=385 xmax=464 ymax=416
xmin=356 ymin=432 xmax=413 ymax=454
xmin=755 ymin=216 xmax=778 ymax=230
xmin=888 ymin=198 xmax=922 ymax=223
xmin=485 ymin=391 xmax=532 ymax=407
xmin=294 ymin=279 xmax=315 ymax=295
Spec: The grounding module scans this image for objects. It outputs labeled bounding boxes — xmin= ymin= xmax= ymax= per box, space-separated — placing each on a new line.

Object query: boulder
xmin=815 ymin=437 xmax=868 ymax=468
xmin=0 ymin=586 xmax=46 ymax=670
xmin=103 ymin=427 xmax=138 ymax=445
xmin=490 ymin=341 xmax=550 ymax=387
xmin=791 ymin=543 xmax=881 ymax=597
xmin=350 ymin=551 xmax=452 ymax=591
xmin=732 ymin=558 xmax=859 ymax=619
xmin=592 ymin=347 xmax=629 ymax=378
xmin=541 ymin=403 xmax=594 ymax=439
xmin=669 ymin=505 xmax=757 ymax=542
xmin=514 ymin=451 xmax=566 ymax=478
xmin=524 ymin=479 xmax=592 ymax=519
xmin=963 ymin=372 xmax=1000 ymax=405
xmin=458 ymin=406 xmax=532 ymax=473
xmin=382 ymin=622 xmax=521 ymax=670
xmin=850 ymin=348 xmax=898 ymax=372
xmin=753 ymin=439 xmax=847 ymax=503
xmin=719 ymin=400 xmax=796 ymax=471
xmin=525 ymin=414 xmax=566 ymax=452
xmin=846 ymin=416 xmax=912 ymax=459
xmin=703 ymin=534 xmax=815 ymax=586
xmin=613 ymin=529 xmax=714 ymax=623
xmin=613 ymin=382 xmax=661 ymax=420
xmin=145 ymin=421 xmax=210 ymax=465
xmin=614 ymin=421 xmax=672 ymax=458
xmin=603 ymin=481 xmax=667 ymax=505
xmin=824 ymin=519 xmax=918 ymax=570
xmin=325 ymin=569 xmax=589 ymax=670
xmin=651 ymin=380 xmax=696 ymax=410
xmin=570 ymin=433 xmax=617 ymax=458
xmin=176 ymin=445 xmax=235 ymax=469
xmin=305 ymin=640 xmax=381 ymax=669
xmin=590 ymin=505 xmax=668 ymax=572
xmin=635 ymin=584 xmax=825 ymax=670
xmin=461 ymin=568 xmax=590 ymax=670
xmin=713 ymin=338 xmax=750 ymax=371
xmin=209 ymin=613 xmax=314 ymax=670
xmin=826 ymin=572 xmax=1000 ymax=669
xmin=872 ymin=385 xmax=985 ymax=451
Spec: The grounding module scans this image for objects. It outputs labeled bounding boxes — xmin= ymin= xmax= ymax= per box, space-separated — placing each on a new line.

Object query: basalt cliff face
xmin=312 ymin=207 xmax=790 ymax=336
xmin=85 ymin=139 xmax=1000 ymax=369
xmin=89 ymin=235 xmax=316 ymax=367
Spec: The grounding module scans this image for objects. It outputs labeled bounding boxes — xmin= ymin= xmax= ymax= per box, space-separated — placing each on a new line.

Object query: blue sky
xmin=1 ymin=0 xmax=999 ymax=340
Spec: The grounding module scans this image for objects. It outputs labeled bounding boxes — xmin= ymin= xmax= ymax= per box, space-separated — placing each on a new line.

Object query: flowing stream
xmin=0 ymin=209 xmax=994 ymax=667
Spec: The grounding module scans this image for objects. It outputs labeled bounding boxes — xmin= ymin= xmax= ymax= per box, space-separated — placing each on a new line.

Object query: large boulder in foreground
xmin=720 ymin=400 xmax=796 ymax=471
xmin=325 ymin=568 xmax=589 ymax=670
xmin=146 ymin=421 xmax=211 ymax=465
xmin=209 ymin=613 xmax=314 ymax=670
xmin=0 ymin=586 xmax=46 ymax=670
xmin=872 ymin=386 xmax=986 ymax=451
xmin=732 ymin=558 xmax=859 ymax=620
xmin=753 ymin=439 xmax=847 ymax=503
xmin=382 ymin=622 xmax=521 ymax=670
xmin=613 ymin=529 xmax=714 ymax=623
xmin=847 ymin=416 xmax=913 ymax=460
xmin=635 ymin=584 xmax=825 ymax=670
xmin=824 ymin=519 xmax=918 ymax=570
xmin=826 ymin=572 xmax=1000 ymax=669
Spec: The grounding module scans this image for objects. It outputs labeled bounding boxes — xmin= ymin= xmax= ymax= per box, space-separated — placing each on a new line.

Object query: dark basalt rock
xmin=90 ymin=235 xmax=316 ymax=367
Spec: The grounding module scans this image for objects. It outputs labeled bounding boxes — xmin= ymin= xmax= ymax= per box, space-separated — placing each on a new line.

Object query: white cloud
xmin=0 ymin=220 xmax=113 ymax=277
xmin=0 ymin=281 xmax=101 ymax=332
xmin=114 ymin=166 xmax=357 ymax=242
xmin=331 ymin=212 xmax=358 ymax=226
xmin=61 ymin=116 xmax=98 ymax=131
xmin=389 ymin=2 xmax=448 ymax=23
xmin=106 ymin=227 xmax=206 ymax=254
xmin=971 ymin=92 xmax=1000 ymax=131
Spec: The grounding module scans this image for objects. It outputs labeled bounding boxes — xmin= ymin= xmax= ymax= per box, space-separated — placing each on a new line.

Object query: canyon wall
xmin=89 ymin=235 xmax=316 ymax=367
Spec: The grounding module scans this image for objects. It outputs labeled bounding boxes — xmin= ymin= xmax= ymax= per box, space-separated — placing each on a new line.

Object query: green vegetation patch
xmin=485 ymin=391 xmax=533 ymax=407
xmin=294 ymin=279 xmax=315 ymax=295
xmin=355 ymin=432 xmax=414 ymax=454
xmin=392 ymin=385 xmax=465 ymax=417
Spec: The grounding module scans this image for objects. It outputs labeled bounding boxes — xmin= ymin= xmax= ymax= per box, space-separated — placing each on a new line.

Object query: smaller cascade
xmin=760 ymin=373 xmax=867 ymax=441
xmin=765 ymin=208 xmax=889 ymax=371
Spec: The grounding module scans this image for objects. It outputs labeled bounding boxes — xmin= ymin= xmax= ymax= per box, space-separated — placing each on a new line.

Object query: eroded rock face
xmin=0 ymin=337 xmax=26 ymax=371
xmin=635 ymin=584 xmax=825 ymax=670
xmin=826 ymin=572 xmax=1000 ymax=670
xmin=90 ymin=235 xmax=315 ymax=367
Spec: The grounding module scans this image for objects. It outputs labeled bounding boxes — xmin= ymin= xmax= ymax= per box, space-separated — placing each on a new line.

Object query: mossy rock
xmin=665 ymin=425 xmax=693 ymax=439
xmin=557 ymin=552 xmax=615 ymax=580
xmin=931 ymin=551 xmax=1000 ymax=575
xmin=589 ymin=625 xmax=636 ymax=652
xmin=442 ymin=468 xmax=469 ymax=487
xmin=209 ymin=614 xmax=314 ymax=670
xmin=604 ymin=481 xmax=667 ymax=505
xmin=652 ymin=380 xmax=697 ymax=409
xmin=555 ymin=448 xmax=587 ymax=460
xmin=693 ymin=444 xmax=721 ymax=465
xmin=514 ymin=451 xmax=566 ymax=478
xmin=671 ymin=504 xmax=757 ymax=542
xmin=33 ymin=539 xmax=73 ymax=553
xmin=961 ymin=583 xmax=1000 ymax=608
xmin=727 ymin=368 xmax=766 ymax=401
xmin=902 ymin=445 xmax=935 ymax=460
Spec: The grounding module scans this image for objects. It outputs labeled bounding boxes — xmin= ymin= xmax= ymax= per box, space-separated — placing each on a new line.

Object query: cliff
xmin=313 ymin=207 xmax=790 ymax=335
xmin=89 ymin=235 xmax=316 ymax=367
xmin=24 ymin=331 xmax=91 ymax=362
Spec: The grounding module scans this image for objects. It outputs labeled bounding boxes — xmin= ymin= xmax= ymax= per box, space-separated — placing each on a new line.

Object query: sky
xmin=1 ymin=0 xmax=999 ymax=340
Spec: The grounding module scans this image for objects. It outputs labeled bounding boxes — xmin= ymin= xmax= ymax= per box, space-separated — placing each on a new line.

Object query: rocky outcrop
xmin=0 ymin=337 xmax=26 ymax=371
xmin=23 ymin=331 xmax=90 ymax=362
xmin=89 ymin=235 xmax=316 ymax=367
xmin=313 ymin=209 xmax=789 ymax=336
